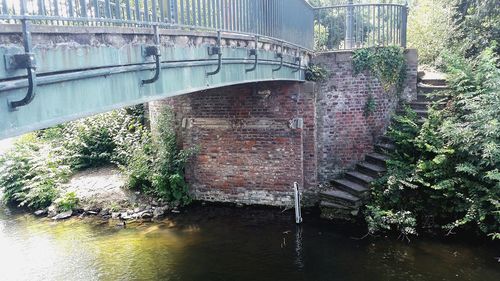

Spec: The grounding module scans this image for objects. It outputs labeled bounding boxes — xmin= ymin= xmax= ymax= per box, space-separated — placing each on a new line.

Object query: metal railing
xmin=314 ymin=1 xmax=408 ymax=51
xmin=0 ymin=0 xmax=315 ymax=50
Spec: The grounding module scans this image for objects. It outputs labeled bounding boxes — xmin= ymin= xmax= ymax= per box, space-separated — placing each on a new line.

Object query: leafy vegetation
xmin=363 ymin=94 xmax=376 ymax=117
xmin=407 ymin=0 xmax=499 ymax=66
xmin=366 ymin=47 xmax=500 ymax=239
xmin=124 ymin=106 xmax=198 ymax=206
xmin=55 ymin=192 xmax=79 ymax=212
xmin=352 ymin=46 xmax=407 ymax=92
xmin=0 ymin=105 xmax=196 ymax=210
xmin=0 ymin=134 xmax=70 ymax=209
xmin=306 ymin=63 xmax=329 ymax=82
xmin=407 ymin=0 xmax=455 ymax=66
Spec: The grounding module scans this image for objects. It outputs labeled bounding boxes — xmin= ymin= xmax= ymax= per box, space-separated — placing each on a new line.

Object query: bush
xmin=306 ymin=64 xmax=328 ymax=82
xmin=366 ymin=47 xmax=500 ymax=239
xmin=0 ymin=106 xmax=149 ymax=210
xmin=123 ymin=106 xmax=198 ymax=206
xmin=55 ymin=192 xmax=79 ymax=212
xmin=1 ymin=104 xmax=197 ymax=210
xmin=0 ymin=134 xmax=70 ymax=209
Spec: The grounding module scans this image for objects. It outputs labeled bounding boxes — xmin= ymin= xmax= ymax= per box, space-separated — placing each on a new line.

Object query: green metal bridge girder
xmin=0 ymin=26 xmax=309 ymax=139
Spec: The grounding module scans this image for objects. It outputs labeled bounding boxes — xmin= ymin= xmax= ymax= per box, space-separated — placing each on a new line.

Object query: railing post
xmin=401 ymin=2 xmax=408 ymax=48
xmin=345 ymin=0 xmax=354 ymax=49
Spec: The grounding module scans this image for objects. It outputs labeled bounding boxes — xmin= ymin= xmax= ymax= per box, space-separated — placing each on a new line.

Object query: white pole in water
xmin=294 ymin=182 xmax=303 ymax=224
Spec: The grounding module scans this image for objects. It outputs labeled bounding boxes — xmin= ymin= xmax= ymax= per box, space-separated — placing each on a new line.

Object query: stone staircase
xmin=319 ymin=72 xmax=448 ymax=220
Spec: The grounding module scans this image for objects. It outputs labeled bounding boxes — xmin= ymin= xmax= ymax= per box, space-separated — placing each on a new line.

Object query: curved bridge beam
xmin=0 ymin=26 xmax=310 ymax=139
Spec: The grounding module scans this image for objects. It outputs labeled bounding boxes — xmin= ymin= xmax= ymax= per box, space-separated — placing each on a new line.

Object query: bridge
xmin=0 ymin=0 xmax=408 ymax=139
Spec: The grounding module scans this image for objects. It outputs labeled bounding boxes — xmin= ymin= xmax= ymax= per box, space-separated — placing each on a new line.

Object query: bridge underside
xmin=0 ymin=25 xmax=309 ymax=139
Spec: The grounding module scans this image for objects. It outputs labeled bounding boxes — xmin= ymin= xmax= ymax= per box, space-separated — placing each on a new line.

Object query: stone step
xmin=320 ymin=202 xmax=359 ymax=220
xmin=398 ymin=109 xmax=428 ymax=118
xmin=331 ymin=178 xmax=369 ymax=196
xmin=345 ymin=171 xmax=375 ymax=187
xmin=365 ymin=152 xmax=390 ymax=167
xmin=417 ymin=83 xmax=449 ymax=94
xmin=409 ymin=101 xmax=431 ymax=110
xmin=377 ymin=135 xmax=393 ymax=145
xmin=416 ymin=117 xmax=426 ymax=125
xmin=419 ymin=78 xmax=447 ymax=87
xmin=320 ymin=201 xmax=353 ymax=210
xmin=375 ymin=143 xmax=395 ymax=153
xmin=414 ymin=109 xmax=429 ymax=118
xmin=356 ymin=162 xmax=387 ymax=178
xmin=417 ymin=93 xmax=444 ymax=102
xmin=319 ymin=189 xmax=362 ymax=208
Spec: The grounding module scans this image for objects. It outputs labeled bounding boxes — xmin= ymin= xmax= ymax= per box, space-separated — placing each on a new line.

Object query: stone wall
xmin=149 ymin=82 xmax=316 ymax=206
xmin=313 ymin=49 xmax=418 ymax=182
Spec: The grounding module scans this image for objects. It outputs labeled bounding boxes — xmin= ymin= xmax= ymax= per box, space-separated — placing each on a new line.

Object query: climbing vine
xmin=352 ymin=46 xmax=407 ymax=93
xmin=305 ymin=63 xmax=328 ymax=82
xmin=364 ymin=94 xmax=376 ymax=117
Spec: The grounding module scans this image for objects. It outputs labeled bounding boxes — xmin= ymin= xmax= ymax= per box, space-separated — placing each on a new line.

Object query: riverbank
xmin=22 ymin=165 xmax=177 ymax=221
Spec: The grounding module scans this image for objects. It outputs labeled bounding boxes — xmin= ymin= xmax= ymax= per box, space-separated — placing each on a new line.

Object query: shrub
xmin=0 ymin=106 xmax=147 ymax=210
xmin=366 ymin=46 xmax=500 ymax=239
xmin=306 ymin=64 xmax=328 ymax=82
xmin=0 ymin=134 xmax=70 ymax=209
xmin=55 ymin=192 xmax=79 ymax=212
xmin=123 ymin=106 xmax=198 ymax=206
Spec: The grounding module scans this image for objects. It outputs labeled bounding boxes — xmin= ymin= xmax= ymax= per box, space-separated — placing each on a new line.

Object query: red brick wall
xmin=149 ymin=81 xmax=316 ymax=206
xmin=148 ymin=50 xmax=418 ymax=205
xmin=313 ymin=50 xmax=418 ymax=182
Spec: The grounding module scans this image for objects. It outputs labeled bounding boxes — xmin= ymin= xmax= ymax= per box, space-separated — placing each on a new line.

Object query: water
xmin=0 ymin=205 xmax=498 ymax=281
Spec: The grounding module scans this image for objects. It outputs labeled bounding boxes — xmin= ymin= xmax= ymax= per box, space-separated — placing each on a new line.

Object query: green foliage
xmin=449 ymin=0 xmax=500 ymax=58
xmin=352 ymin=46 xmax=407 ymax=93
xmin=306 ymin=64 xmax=328 ymax=82
xmin=55 ymin=192 xmax=79 ymax=212
xmin=123 ymin=106 xmax=198 ymax=206
xmin=0 ymin=105 xmax=156 ymax=210
xmin=366 ymin=206 xmax=417 ymax=238
xmin=1 ymin=103 xmax=196 ymax=210
xmin=313 ymin=15 xmax=345 ymax=51
xmin=407 ymin=0 xmax=499 ymax=66
xmin=0 ymin=134 xmax=70 ymax=209
xmin=407 ymin=0 xmax=455 ymax=66
xmin=366 ymin=47 xmax=500 ymax=239
xmin=364 ymin=94 xmax=376 ymax=117
xmin=314 ymin=22 xmax=330 ymax=51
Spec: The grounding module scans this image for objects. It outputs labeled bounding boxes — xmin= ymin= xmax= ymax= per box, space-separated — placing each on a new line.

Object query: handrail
xmin=0 ymin=0 xmax=315 ymax=50
xmin=314 ymin=3 xmax=408 ymax=10
xmin=313 ymin=1 xmax=408 ymax=51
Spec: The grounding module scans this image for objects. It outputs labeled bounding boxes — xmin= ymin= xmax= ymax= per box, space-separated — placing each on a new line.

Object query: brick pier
xmin=149 ymin=49 xmax=418 ymax=206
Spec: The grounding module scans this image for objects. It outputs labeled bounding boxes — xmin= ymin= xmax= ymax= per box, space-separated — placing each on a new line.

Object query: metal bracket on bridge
xmin=7 ymin=3 xmax=37 ymax=110
xmin=292 ymin=49 xmax=302 ymax=73
xmin=245 ymin=37 xmax=259 ymax=73
xmin=273 ymin=42 xmax=284 ymax=72
xmin=207 ymin=31 xmax=222 ymax=76
xmin=141 ymin=45 xmax=162 ymax=85
xmin=272 ymin=53 xmax=283 ymax=72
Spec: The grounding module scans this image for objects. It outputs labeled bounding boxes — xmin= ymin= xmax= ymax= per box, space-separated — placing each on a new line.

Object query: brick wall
xmin=149 ymin=49 xmax=418 ymax=205
xmin=149 ymin=82 xmax=316 ymax=206
xmin=313 ymin=49 xmax=418 ymax=182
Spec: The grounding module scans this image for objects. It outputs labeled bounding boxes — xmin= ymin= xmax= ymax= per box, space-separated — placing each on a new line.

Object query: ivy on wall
xmin=352 ymin=46 xmax=407 ymax=93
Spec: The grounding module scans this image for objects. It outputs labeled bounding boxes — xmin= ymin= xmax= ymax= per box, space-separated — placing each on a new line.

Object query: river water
xmin=0 ymin=204 xmax=498 ymax=281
